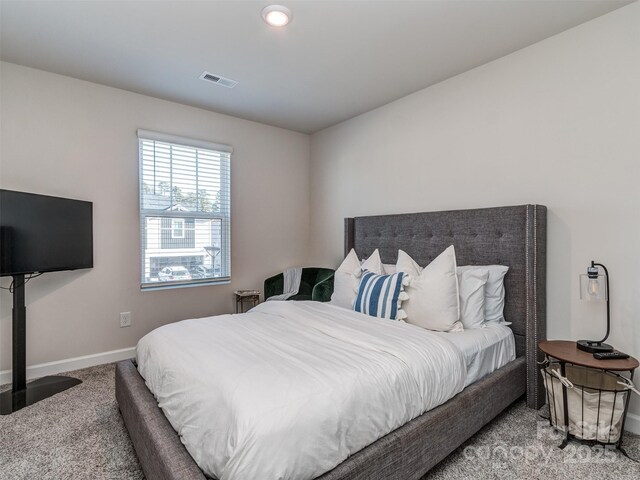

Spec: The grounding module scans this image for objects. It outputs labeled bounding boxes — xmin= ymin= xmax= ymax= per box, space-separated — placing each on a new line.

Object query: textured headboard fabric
xmin=344 ymin=205 xmax=547 ymax=409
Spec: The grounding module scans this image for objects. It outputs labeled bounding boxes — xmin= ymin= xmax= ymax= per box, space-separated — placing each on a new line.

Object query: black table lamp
xmin=577 ymin=261 xmax=613 ymax=353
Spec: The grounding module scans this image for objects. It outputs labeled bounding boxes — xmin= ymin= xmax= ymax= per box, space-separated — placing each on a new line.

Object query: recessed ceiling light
xmin=262 ymin=5 xmax=292 ymax=27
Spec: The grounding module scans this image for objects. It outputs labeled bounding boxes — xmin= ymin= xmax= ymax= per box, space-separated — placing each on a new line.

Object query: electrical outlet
xmin=120 ymin=312 xmax=132 ymax=328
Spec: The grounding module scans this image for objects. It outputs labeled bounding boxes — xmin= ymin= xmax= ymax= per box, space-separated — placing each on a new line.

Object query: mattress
xmin=137 ymin=301 xmax=467 ymax=480
xmin=432 ymin=323 xmax=516 ymax=387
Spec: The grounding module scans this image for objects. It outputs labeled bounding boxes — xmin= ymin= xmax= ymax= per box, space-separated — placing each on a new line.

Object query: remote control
xmin=593 ymin=351 xmax=630 ymax=360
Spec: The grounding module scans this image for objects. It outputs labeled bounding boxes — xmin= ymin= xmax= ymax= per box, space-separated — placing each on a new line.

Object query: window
xmin=171 ymin=219 xmax=185 ymax=239
xmin=138 ymin=130 xmax=231 ymax=289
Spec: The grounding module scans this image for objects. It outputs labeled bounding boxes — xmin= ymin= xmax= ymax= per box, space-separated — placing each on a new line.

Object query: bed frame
xmin=116 ymin=204 xmax=547 ymax=480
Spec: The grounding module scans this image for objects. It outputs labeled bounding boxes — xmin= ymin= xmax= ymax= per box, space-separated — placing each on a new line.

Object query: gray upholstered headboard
xmin=344 ymin=205 xmax=547 ymax=408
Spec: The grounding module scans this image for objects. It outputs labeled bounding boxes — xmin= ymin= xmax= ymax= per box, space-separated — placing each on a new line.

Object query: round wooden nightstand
xmin=539 ymin=340 xmax=639 ymax=371
xmin=538 ymin=340 xmax=638 ymax=454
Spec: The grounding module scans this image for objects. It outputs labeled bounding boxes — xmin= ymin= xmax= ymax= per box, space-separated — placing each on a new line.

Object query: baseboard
xmin=625 ymin=412 xmax=640 ymax=435
xmin=0 ymin=347 xmax=136 ymax=385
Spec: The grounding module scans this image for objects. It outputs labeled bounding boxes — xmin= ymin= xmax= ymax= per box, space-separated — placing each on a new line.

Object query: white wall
xmin=309 ymin=3 xmax=640 ymax=419
xmin=0 ymin=62 xmax=310 ymax=371
xmin=1 ymin=2 xmax=638 ymax=426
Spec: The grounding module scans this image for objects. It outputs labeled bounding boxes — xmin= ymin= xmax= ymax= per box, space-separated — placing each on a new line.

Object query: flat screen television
xmin=0 ymin=190 xmax=93 ymax=276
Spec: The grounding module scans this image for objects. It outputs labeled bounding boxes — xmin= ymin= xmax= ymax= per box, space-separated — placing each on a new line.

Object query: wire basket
xmin=543 ymin=363 xmax=637 ymax=444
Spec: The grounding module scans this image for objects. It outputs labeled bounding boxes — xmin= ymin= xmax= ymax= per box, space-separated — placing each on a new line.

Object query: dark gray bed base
xmin=115 ymin=204 xmax=546 ymax=480
xmin=116 ymin=360 xmax=208 ymax=480
xmin=116 ymin=357 xmax=525 ymax=480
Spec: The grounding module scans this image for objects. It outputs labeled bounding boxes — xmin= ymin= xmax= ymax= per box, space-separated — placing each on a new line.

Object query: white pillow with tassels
xmin=396 ymin=246 xmax=462 ymax=332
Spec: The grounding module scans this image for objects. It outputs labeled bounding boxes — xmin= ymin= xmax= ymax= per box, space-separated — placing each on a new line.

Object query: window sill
xmin=141 ymin=277 xmax=231 ymax=292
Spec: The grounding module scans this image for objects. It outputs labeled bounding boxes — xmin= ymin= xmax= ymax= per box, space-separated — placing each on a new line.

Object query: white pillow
xmin=457 ymin=268 xmax=489 ymax=329
xmin=396 ymin=246 xmax=462 ymax=332
xmin=383 ymin=263 xmax=396 ymax=274
xmin=361 ymin=249 xmax=384 ymax=275
xmin=458 ymin=265 xmax=509 ymax=324
xmin=331 ymin=249 xmax=384 ymax=309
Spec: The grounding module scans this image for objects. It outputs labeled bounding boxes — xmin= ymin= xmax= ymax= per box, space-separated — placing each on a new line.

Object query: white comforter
xmin=137 ymin=301 xmax=467 ymax=480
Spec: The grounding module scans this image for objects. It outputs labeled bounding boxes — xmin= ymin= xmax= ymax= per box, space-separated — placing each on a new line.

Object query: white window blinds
xmin=138 ymin=130 xmax=231 ymax=289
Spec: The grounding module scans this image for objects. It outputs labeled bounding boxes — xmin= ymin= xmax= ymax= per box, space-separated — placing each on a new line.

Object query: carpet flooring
xmin=1 ymin=363 xmax=639 ymax=480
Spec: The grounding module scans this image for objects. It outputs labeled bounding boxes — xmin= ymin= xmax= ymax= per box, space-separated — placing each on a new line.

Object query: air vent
xmin=199 ymin=71 xmax=238 ymax=89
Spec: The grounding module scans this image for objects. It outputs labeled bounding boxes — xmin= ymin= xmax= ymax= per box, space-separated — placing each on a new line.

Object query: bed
xmin=115 ymin=204 xmax=547 ymax=480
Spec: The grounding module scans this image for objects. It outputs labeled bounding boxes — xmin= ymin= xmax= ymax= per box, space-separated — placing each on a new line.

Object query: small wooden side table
xmin=539 ymin=340 xmax=638 ymax=453
xmin=234 ymin=290 xmax=260 ymax=313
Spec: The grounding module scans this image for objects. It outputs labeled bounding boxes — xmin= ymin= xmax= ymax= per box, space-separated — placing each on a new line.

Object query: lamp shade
xmin=579 ymin=273 xmax=608 ymax=302
xmin=576 ymin=260 xmax=613 ymax=353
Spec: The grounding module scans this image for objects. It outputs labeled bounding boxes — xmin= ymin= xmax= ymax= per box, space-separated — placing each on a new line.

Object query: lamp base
xmin=576 ymin=340 xmax=614 ymax=354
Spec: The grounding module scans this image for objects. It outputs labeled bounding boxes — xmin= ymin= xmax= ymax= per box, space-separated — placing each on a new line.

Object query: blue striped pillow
xmin=354 ymin=270 xmax=407 ymax=320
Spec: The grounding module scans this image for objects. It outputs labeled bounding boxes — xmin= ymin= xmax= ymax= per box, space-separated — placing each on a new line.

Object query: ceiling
xmin=0 ymin=0 xmax=634 ymax=133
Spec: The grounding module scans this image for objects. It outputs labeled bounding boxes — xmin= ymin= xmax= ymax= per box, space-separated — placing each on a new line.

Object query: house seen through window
xmin=138 ymin=130 xmax=231 ymax=288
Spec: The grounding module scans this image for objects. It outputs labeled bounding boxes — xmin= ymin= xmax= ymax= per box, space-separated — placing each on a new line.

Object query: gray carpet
xmin=1 ymin=364 xmax=639 ymax=480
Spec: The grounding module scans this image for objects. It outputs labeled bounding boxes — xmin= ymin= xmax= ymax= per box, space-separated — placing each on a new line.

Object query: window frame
xmin=137 ymin=130 xmax=232 ymax=290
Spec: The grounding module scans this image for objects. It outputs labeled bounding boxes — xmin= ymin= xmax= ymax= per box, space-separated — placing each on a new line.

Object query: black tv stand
xmin=0 ymin=273 xmax=82 ymax=415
